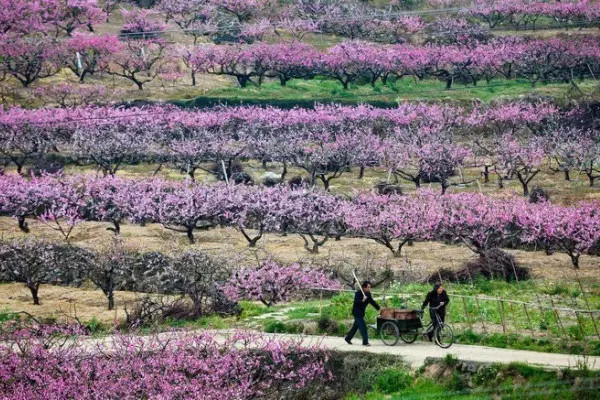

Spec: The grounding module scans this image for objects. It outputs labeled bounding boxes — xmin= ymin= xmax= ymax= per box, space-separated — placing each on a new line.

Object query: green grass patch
xmin=344 ymin=360 xmax=600 ymax=400
xmin=286 ymin=305 xmax=320 ymax=319
xmin=239 ymin=301 xmax=278 ymax=318
xmin=179 ymin=76 xmax=600 ymax=108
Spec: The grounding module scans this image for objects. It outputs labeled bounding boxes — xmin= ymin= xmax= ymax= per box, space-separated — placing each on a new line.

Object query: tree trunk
xmin=441 ymin=180 xmax=449 ymax=195
xmin=564 ymin=170 xmax=570 ymax=181
xmin=107 ymin=292 xmax=114 ymax=310
xmin=237 ymin=76 xmax=251 ymax=87
xmin=571 ymin=253 xmax=580 ymax=269
xmin=135 ymin=81 xmax=144 ymax=90
xmin=319 ymin=175 xmax=331 ymax=191
xmin=517 ymin=173 xmax=530 ymax=196
xmin=445 ymin=77 xmax=453 ymax=90
xmin=191 ymin=70 xmax=196 ymax=86
xmin=281 ymin=162 xmax=287 ymax=181
xmin=497 ymin=176 xmax=504 ymax=189
xmin=111 ymin=221 xmax=121 ymax=235
xmin=186 ymin=227 xmax=195 ymax=244
xmin=358 ymin=166 xmax=365 ymax=179
xmin=17 ymin=216 xmax=29 ymax=233
xmin=28 ymin=284 xmax=40 ymax=305
xmin=240 ymin=228 xmax=262 ymax=248
xmin=483 ymin=165 xmax=490 ymax=183
xmin=188 ymin=168 xmax=196 ymax=181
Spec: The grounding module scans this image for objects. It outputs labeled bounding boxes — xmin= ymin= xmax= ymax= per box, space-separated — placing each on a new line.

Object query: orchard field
xmin=2 ymin=0 xmax=600 ymax=399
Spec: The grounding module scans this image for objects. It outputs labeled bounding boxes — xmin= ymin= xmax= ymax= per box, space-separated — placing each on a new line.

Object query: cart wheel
xmin=434 ymin=323 xmax=454 ymax=349
xmin=380 ymin=321 xmax=400 ymax=346
xmin=399 ymin=330 xmax=418 ymax=344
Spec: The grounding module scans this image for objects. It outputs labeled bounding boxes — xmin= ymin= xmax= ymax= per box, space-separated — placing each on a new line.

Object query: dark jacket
xmin=422 ymin=289 xmax=449 ymax=312
xmin=352 ymin=290 xmax=380 ymax=318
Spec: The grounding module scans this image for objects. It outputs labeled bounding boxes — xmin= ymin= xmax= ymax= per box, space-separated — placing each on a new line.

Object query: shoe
xmin=363 ymin=343 xmax=371 ymax=347
xmin=344 ymin=338 xmax=352 ymax=345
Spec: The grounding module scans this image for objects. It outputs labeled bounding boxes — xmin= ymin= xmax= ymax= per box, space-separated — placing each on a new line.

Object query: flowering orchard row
xmin=3 ymin=30 xmax=599 ymax=91
xmin=2 ymin=102 xmax=597 ymax=194
xmin=0 ymin=236 xmax=340 ymax=309
xmin=182 ymin=37 xmax=600 ymax=90
xmin=0 ymin=330 xmax=332 ymax=400
xmin=1 ymin=174 xmax=598 ymax=268
xmin=468 ymin=0 xmax=600 ymax=28
xmin=4 ymin=0 xmax=598 ymax=43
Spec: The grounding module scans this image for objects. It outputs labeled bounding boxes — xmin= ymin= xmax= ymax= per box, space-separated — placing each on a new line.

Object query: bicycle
xmin=378 ymin=305 xmax=454 ymax=349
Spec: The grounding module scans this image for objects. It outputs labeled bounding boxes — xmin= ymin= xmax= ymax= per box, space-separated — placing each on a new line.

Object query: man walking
xmin=345 ymin=281 xmax=380 ymax=346
xmin=422 ymin=282 xmax=450 ymax=341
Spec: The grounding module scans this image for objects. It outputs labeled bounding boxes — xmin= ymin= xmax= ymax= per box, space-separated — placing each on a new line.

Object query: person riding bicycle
xmin=345 ymin=281 xmax=380 ymax=346
xmin=421 ymin=282 xmax=449 ymax=342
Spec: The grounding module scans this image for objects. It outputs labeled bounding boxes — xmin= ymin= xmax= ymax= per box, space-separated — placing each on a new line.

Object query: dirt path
xmin=255 ymin=333 xmax=600 ymax=370
xmin=75 ymin=329 xmax=600 ymax=371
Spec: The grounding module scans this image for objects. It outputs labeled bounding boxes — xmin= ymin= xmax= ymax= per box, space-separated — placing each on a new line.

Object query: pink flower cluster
xmin=223 ymin=260 xmax=341 ymax=306
xmin=0 ymin=330 xmax=332 ymax=399
xmin=1 ymin=175 xmax=600 ymax=268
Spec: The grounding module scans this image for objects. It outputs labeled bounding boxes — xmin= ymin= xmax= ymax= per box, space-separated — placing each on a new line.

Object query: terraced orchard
xmin=2 ymin=0 xmax=600 ymax=398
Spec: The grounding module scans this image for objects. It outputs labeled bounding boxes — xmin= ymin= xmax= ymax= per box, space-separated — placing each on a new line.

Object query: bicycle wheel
xmin=434 ymin=323 xmax=454 ymax=349
xmin=380 ymin=321 xmax=400 ymax=346
xmin=399 ymin=330 xmax=418 ymax=344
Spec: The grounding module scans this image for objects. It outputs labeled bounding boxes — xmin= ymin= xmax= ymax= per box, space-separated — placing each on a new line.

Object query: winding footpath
xmin=77 ymin=329 xmax=600 ymax=371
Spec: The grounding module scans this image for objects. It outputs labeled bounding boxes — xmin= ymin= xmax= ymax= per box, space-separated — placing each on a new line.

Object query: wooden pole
xmin=462 ymin=296 xmax=473 ymax=330
xmin=549 ymin=296 xmax=568 ymax=339
xmin=523 ymin=303 xmax=535 ymax=337
xmin=498 ymin=300 xmax=507 ymax=334
xmin=476 ymin=297 xmax=487 ymax=334
xmin=319 ymin=290 xmax=323 ymax=317
xmin=566 ymin=291 xmax=586 ymax=340
xmin=574 ymin=269 xmax=600 ymax=341
xmin=508 ymin=302 xmax=519 ymax=333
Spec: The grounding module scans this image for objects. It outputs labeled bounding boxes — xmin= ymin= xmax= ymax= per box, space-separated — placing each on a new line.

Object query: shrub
xmin=529 ymin=186 xmax=549 ymax=203
xmin=429 ymin=248 xmax=529 ymax=283
xmin=472 ymin=364 xmax=500 ymax=386
xmin=264 ymin=319 xmax=287 ymax=333
xmin=374 ymin=369 xmax=411 ymax=394
xmin=317 ymin=316 xmax=340 ymax=336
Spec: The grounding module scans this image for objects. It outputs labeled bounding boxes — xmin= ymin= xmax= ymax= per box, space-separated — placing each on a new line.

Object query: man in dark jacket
xmin=422 ymin=282 xmax=450 ymax=341
xmin=345 ymin=281 xmax=380 ymax=346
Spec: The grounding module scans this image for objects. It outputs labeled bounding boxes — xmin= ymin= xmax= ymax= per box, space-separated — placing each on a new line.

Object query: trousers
xmin=346 ymin=315 xmax=369 ymax=344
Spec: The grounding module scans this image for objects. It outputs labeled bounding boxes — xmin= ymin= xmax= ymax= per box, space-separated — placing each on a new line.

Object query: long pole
xmin=352 ymin=270 xmax=366 ymax=299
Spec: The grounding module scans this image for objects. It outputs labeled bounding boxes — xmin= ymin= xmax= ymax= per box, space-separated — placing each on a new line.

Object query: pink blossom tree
xmin=518 ymin=201 xmax=600 ymax=269
xmin=491 ymin=134 xmax=545 ymax=195
xmin=46 ymin=0 xmax=104 ymax=36
xmin=106 ymin=39 xmax=168 ymax=90
xmin=0 ymin=0 xmax=48 ymax=34
xmin=344 ymin=191 xmax=443 ymax=257
xmin=440 ymin=193 xmax=524 ymax=255
xmin=65 ymin=33 xmax=121 ymax=82
xmin=0 ymin=34 xmax=63 ymax=87
xmin=223 ymin=260 xmax=340 ymax=306
xmin=158 ymin=0 xmax=214 ymax=44
xmin=277 ymin=189 xmax=345 ymax=253
xmin=0 ymin=331 xmax=332 ymax=399
xmin=157 ymin=183 xmax=227 ymax=244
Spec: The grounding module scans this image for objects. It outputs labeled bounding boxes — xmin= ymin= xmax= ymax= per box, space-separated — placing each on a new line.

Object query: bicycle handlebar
xmin=421 ymin=304 xmax=445 ymax=311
